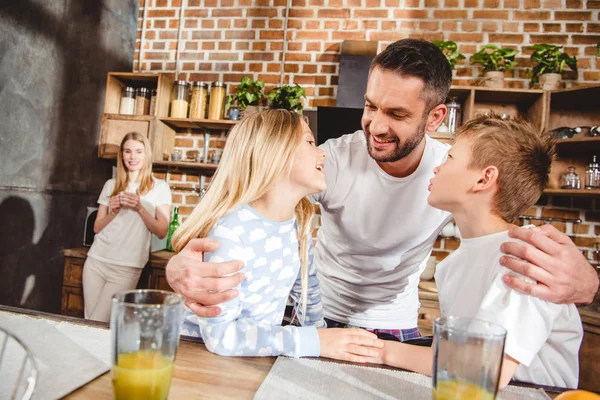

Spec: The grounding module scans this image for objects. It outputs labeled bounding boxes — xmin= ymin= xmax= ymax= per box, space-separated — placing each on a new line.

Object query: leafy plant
xmin=470 ymin=45 xmax=518 ymax=72
xmin=597 ymin=42 xmax=600 ymax=57
xmin=529 ymin=44 xmax=577 ymax=85
xmin=267 ymin=84 xmax=306 ymax=113
xmin=233 ymin=76 xmax=265 ymax=110
xmin=432 ymin=40 xmax=466 ymax=70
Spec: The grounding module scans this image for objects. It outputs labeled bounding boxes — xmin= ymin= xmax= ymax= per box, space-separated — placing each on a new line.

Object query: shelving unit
xmin=160 ymin=117 xmax=237 ymax=131
xmin=152 ymin=160 xmax=218 ymax=173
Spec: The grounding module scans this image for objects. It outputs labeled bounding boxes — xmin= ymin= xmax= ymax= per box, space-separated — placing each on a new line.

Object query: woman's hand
xmin=108 ymin=195 xmax=121 ymax=215
xmin=317 ymin=328 xmax=384 ymax=363
xmin=500 ymin=224 xmax=599 ymax=305
xmin=120 ymin=189 xmax=142 ymax=212
xmin=166 ymin=238 xmax=245 ymax=317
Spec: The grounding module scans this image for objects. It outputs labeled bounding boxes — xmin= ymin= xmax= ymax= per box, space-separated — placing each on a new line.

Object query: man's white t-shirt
xmin=435 ymin=230 xmax=582 ymax=388
xmin=88 ymin=178 xmax=172 ymax=268
xmin=311 ymin=131 xmax=452 ymax=329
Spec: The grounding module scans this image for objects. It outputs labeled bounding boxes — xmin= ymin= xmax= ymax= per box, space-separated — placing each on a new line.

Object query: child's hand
xmin=317 ymin=328 xmax=384 ymax=363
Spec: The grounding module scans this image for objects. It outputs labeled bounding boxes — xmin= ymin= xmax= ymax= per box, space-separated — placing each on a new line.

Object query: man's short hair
xmin=455 ymin=113 xmax=555 ymax=223
xmin=370 ymin=38 xmax=452 ymax=112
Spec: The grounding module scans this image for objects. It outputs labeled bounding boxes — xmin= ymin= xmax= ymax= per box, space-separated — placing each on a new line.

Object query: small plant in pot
xmin=470 ymin=45 xmax=519 ymax=88
xmin=529 ymin=44 xmax=577 ymax=90
xmin=432 ymin=40 xmax=466 ymax=70
xmin=232 ymin=76 xmax=265 ymax=117
xmin=267 ymin=84 xmax=306 ymax=113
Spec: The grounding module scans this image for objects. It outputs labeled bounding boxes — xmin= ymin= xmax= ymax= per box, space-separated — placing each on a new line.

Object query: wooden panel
xmin=156 ymin=73 xmax=175 ymax=118
xmin=547 ymin=85 xmax=600 ymax=132
xmin=150 ymin=268 xmax=174 ymax=292
xmin=63 ymin=257 xmax=84 ymax=287
xmin=578 ymin=325 xmax=600 ymax=393
xmin=98 ymin=115 xmax=151 ymax=159
xmin=340 ymin=40 xmax=378 ymax=56
xmin=61 ymin=286 xmax=84 ymax=318
xmin=417 ymin=306 xmax=441 ymax=337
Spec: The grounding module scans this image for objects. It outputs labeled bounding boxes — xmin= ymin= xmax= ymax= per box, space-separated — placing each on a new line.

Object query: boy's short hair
xmin=455 ymin=113 xmax=555 ymax=223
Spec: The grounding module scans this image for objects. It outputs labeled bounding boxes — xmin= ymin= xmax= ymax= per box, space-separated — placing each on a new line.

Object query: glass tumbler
xmin=110 ymin=290 xmax=184 ymax=400
xmin=432 ymin=316 xmax=507 ymax=400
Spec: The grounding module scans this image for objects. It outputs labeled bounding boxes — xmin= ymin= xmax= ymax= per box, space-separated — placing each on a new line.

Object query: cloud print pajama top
xmin=181 ymin=205 xmax=326 ymax=357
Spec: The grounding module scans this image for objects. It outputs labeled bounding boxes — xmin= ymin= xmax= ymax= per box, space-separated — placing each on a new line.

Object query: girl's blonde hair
xmin=172 ymin=109 xmax=315 ymax=318
xmin=110 ymin=132 xmax=154 ymax=197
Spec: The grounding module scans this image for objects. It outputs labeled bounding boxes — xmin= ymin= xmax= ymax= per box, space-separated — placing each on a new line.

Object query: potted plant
xmin=267 ymin=84 xmax=306 ymax=113
xmin=529 ymin=44 xmax=577 ymax=90
xmin=231 ymin=76 xmax=265 ymax=117
xmin=470 ymin=45 xmax=519 ymax=88
xmin=432 ymin=40 xmax=466 ymax=70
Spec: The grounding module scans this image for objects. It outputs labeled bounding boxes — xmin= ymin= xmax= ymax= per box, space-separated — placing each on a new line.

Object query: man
xmin=166 ymin=39 xmax=599 ymax=338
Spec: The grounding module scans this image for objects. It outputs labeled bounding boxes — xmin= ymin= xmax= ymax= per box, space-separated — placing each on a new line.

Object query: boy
xmin=370 ymin=114 xmax=582 ymax=388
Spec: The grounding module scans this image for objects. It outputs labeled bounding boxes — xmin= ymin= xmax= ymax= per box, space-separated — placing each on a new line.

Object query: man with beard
xmin=166 ymin=39 xmax=600 ymax=342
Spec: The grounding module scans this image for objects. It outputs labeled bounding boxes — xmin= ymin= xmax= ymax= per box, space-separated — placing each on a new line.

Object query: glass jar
xmin=135 ymin=87 xmax=151 ymax=115
xmin=149 ymin=89 xmax=157 ymax=116
xmin=445 ymin=97 xmax=462 ymax=133
xmin=171 ymin=149 xmax=182 ymax=162
xmin=119 ymin=87 xmax=136 ymax=115
xmin=585 ymin=155 xmax=600 ymax=190
xmin=170 ymin=80 xmax=189 ymax=118
xmin=189 ymin=82 xmax=208 ymax=119
xmin=561 ymin=166 xmax=581 ymax=190
xmin=208 ymin=82 xmax=227 ymax=120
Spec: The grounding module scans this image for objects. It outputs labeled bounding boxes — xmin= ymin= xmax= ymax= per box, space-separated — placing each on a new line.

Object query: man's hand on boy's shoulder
xmin=499 ymin=224 xmax=599 ymax=306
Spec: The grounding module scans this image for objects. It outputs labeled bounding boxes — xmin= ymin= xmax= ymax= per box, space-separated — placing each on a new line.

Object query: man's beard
xmin=365 ymin=116 xmax=428 ymax=163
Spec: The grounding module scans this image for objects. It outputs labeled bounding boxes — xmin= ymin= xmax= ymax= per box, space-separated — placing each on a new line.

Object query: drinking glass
xmin=432 ymin=316 xmax=507 ymax=400
xmin=110 ymin=290 xmax=184 ymax=400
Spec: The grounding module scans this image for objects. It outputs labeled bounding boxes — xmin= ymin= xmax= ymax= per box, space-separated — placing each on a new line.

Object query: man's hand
xmin=166 ymin=238 xmax=245 ymax=317
xmin=500 ymin=224 xmax=599 ymax=305
xmin=317 ymin=328 xmax=384 ymax=363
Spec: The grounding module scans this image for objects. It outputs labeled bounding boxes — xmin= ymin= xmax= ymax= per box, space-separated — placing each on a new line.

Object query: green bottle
xmin=166 ymin=206 xmax=180 ymax=252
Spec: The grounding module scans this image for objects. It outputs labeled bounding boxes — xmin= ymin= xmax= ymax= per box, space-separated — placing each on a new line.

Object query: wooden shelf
xmin=429 ymin=133 xmax=455 ymax=141
xmin=153 ymin=160 xmax=218 ymax=171
xmin=544 ymin=188 xmax=600 ymax=196
xmin=555 ymin=136 xmax=600 ymax=144
xmin=160 ymin=117 xmax=237 ymax=130
xmin=102 ymin=113 xmax=154 ymax=121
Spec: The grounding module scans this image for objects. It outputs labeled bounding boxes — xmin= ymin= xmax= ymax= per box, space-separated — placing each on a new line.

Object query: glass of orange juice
xmin=432 ymin=316 xmax=507 ymax=400
xmin=110 ymin=290 xmax=184 ymax=400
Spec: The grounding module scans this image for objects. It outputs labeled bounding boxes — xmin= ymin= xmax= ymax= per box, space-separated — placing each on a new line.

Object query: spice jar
xmin=445 ymin=97 xmax=462 ymax=133
xmin=149 ymin=89 xmax=157 ymax=116
xmin=135 ymin=88 xmax=151 ymax=115
xmin=119 ymin=87 xmax=136 ymax=115
xmin=170 ymin=80 xmax=190 ymax=118
xmin=171 ymin=149 xmax=182 ymax=162
xmin=585 ymin=155 xmax=600 ymax=190
xmin=208 ymin=82 xmax=227 ymax=120
xmin=561 ymin=166 xmax=581 ymax=190
xmin=189 ymin=82 xmax=208 ymax=119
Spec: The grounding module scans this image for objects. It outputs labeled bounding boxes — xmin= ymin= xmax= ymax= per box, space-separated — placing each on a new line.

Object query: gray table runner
xmin=254 ymin=357 xmax=551 ymax=400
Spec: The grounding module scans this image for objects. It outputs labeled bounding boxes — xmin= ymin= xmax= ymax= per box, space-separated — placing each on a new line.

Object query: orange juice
xmin=433 ymin=380 xmax=495 ymax=400
xmin=112 ymin=351 xmax=174 ymax=400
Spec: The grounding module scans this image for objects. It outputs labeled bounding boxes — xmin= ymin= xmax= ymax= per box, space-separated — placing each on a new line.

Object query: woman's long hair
xmin=110 ymin=132 xmax=154 ymax=197
xmin=172 ymin=109 xmax=315 ymax=317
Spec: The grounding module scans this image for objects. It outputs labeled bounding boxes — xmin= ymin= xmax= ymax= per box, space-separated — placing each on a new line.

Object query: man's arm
xmin=165 ymin=238 xmax=245 ymax=317
xmin=500 ymin=224 xmax=599 ymax=305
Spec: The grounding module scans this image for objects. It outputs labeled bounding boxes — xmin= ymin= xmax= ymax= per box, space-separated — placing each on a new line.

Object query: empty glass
xmin=432 ymin=316 xmax=507 ymax=400
xmin=110 ymin=290 xmax=184 ymax=400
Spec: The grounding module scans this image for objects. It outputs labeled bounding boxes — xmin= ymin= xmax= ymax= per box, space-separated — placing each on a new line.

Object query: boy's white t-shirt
xmin=87 ymin=178 xmax=172 ymax=268
xmin=311 ymin=131 xmax=452 ymax=329
xmin=435 ymin=230 xmax=583 ymax=388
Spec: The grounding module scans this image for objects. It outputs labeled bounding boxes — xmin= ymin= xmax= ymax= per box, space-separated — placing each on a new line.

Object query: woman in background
xmin=83 ymin=132 xmax=172 ymax=322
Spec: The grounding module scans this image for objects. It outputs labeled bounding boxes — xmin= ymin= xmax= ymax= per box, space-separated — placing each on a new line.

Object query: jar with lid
xmin=119 ymin=87 xmax=136 ymax=115
xmin=445 ymin=97 xmax=462 ymax=133
xmin=585 ymin=155 xmax=600 ymax=190
xmin=171 ymin=149 xmax=182 ymax=162
xmin=149 ymin=89 xmax=157 ymax=116
xmin=170 ymin=80 xmax=190 ymax=118
xmin=189 ymin=82 xmax=208 ymax=119
xmin=135 ymin=87 xmax=151 ymax=115
xmin=208 ymin=82 xmax=227 ymax=120
xmin=561 ymin=166 xmax=581 ymax=190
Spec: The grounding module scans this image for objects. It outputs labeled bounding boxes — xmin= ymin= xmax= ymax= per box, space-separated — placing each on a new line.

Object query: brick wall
xmin=137 ymin=0 xmax=600 ymax=263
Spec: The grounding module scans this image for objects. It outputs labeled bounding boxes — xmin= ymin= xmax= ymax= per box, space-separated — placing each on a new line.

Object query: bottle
xmin=208 ymin=82 xmax=227 ymax=120
xmin=561 ymin=166 xmax=581 ymax=190
xmin=445 ymin=97 xmax=462 ymax=133
xmin=585 ymin=156 xmax=600 ymax=190
xmin=189 ymin=82 xmax=208 ymax=119
xmin=166 ymin=207 xmax=180 ymax=252
xmin=170 ymin=80 xmax=190 ymax=118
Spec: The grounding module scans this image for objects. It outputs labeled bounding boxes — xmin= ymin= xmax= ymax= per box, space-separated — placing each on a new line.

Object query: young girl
xmin=82 ymin=132 xmax=172 ymax=322
xmin=173 ymin=109 xmax=382 ymax=361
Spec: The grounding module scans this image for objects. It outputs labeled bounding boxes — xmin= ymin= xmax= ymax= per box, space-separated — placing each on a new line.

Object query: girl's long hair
xmin=172 ymin=109 xmax=315 ymax=318
xmin=110 ymin=132 xmax=154 ymax=197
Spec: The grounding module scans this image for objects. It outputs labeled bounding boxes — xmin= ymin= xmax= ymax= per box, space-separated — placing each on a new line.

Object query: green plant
xmin=529 ymin=44 xmax=577 ymax=84
xmin=267 ymin=84 xmax=306 ymax=113
xmin=432 ymin=40 xmax=466 ymax=70
xmin=596 ymin=42 xmax=600 ymax=57
xmin=233 ymin=76 xmax=265 ymax=110
xmin=470 ymin=45 xmax=518 ymax=72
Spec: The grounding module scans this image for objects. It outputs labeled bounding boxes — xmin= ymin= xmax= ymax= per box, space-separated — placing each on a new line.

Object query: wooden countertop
xmin=63 ymin=247 xmax=175 ymax=267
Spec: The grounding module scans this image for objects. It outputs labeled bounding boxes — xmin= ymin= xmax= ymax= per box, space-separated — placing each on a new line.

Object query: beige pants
xmin=82 ymin=256 xmax=142 ymax=322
